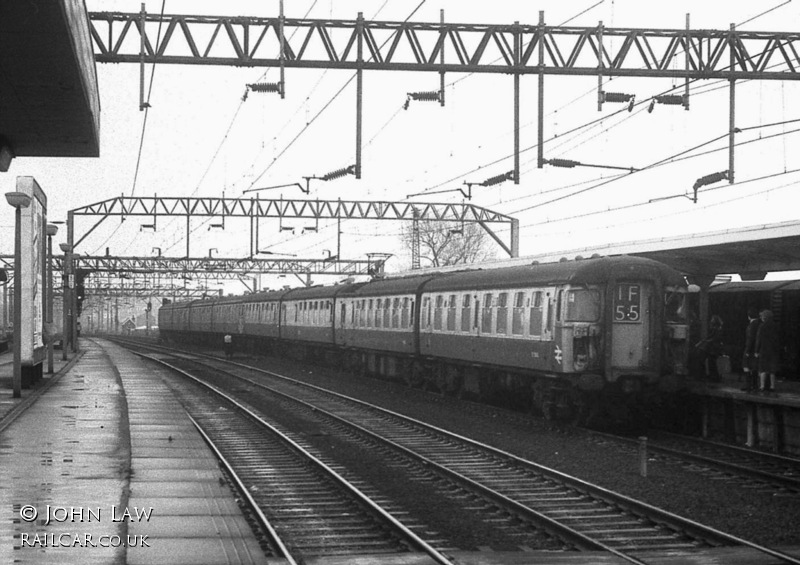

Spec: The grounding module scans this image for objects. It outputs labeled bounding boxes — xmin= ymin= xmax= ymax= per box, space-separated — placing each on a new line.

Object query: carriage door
xmin=611 ymin=282 xmax=652 ymax=369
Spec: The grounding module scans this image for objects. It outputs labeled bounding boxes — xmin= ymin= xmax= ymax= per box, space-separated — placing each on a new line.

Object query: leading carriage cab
xmin=557 ymin=276 xmax=688 ymax=394
xmin=606 ymin=279 xmax=688 ymax=392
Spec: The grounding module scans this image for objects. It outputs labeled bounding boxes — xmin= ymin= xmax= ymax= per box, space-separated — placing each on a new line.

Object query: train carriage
xmin=280 ymin=285 xmax=343 ymax=346
xmin=158 ymin=299 xmax=192 ymax=338
xmin=414 ymin=256 xmax=689 ymax=412
xmin=239 ymin=290 xmax=286 ymax=340
xmin=158 ymin=255 xmax=689 ymax=421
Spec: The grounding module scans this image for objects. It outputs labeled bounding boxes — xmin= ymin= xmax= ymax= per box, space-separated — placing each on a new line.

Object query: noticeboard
xmin=17 ymin=177 xmax=47 ymax=366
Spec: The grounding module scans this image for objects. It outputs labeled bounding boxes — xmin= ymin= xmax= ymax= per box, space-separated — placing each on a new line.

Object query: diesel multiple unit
xmin=159 ymin=255 xmax=690 ymax=420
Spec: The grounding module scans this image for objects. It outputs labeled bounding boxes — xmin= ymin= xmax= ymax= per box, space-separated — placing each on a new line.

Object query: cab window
xmin=566 ymin=289 xmax=601 ymax=322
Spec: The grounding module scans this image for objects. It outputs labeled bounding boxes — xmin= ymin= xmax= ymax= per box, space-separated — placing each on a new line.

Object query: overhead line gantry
xmin=67 ymin=196 xmax=518 ymax=259
xmin=89 ymin=10 xmax=800 ymax=184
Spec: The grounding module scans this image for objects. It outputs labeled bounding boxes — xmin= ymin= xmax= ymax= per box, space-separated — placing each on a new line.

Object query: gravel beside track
xmin=229 ymin=351 xmax=800 ymax=548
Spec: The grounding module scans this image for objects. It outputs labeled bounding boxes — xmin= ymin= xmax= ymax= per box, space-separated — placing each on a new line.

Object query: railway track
xmin=114 ymin=337 xmax=800 ymax=565
xmin=588 ymin=429 xmax=800 ymax=495
xmin=158 ymin=347 xmax=452 ymax=564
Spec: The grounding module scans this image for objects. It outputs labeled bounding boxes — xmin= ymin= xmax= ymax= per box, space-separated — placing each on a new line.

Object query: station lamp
xmin=5 ymin=190 xmax=31 ymax=398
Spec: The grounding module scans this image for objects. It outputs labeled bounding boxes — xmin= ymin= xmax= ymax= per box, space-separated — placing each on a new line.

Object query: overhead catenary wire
xmin=247 ymin=0 xmax=429 ymax=190
xmin=92 ymin=0 xmax=167 ymax=256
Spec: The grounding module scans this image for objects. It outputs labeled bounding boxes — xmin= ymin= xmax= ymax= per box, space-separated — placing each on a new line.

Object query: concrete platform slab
xmin=132 ymin=457 xmax=221 ymax=470
xmin=127 ymin=497 xmax=245 ymax=516
xmin=0 ymin=343 xmax=127 ymax=564
xmin=132 ymin=468 xmax=223 ymax=482
xmin=103 ymin=340 xmax=271 ymax=564
xmin=127 ymin=537 xmax=273 ymax=565
xmin=128 ymin=515 xmax=255 ymax=538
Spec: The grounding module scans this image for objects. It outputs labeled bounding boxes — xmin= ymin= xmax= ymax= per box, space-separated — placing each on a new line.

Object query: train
xmin=159 ymin=255 xmax=690 ymax=422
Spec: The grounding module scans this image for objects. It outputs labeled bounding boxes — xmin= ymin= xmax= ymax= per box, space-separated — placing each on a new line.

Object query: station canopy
xmin=0 ymin=1 xmax=100 ymax=161
xmin=531 ymin=221 xmax=800 ymax=280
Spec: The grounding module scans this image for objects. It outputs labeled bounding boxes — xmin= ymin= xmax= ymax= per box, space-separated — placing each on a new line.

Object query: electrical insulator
xmin=602 ymin=91 xmax=635 ymax=112
xmin=547 ymin=158 xmax=580 ymax=168
xmin=602 ymin=91 xmax=633 ymax=103
xmin=404 ymin=90 xmax=443 ymax=110
xmin=409 ymin=91 xmax=441 ymax=102
xmin=248 ymin=82 xmax=282 ymax=93
xmin=693 ymin=170 xmax=729 ymax=190
xmin=648 ymin=93 xmax=688 ymax=113
xmin=656 ymin=94 xmax=685 ymax=106
xmin=321 ymin=165 xmax=356 ymax=181
xmin=481 ymin=170 xmax=514 ymax=187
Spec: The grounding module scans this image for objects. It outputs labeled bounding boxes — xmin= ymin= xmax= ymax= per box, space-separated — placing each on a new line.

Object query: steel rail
xmin=186 ymin=412 xmax=298 ymax=565
xmin=589 ymin=429 xmax=800 ymax=493
xmin=134 ymin=349 xmax=455 ymax=565
xmin=193 ymin=348 xmax=800 ymax=565
xmin=114 ymin=337 xmax=800 ymax=565
xmin=196 ymin=361 xmax=655 ymax=563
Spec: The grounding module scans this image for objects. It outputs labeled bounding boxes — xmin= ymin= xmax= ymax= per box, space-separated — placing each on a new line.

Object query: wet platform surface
xmin=0 ymin=340 xmax=272 ymax=564
xmin=688 ymin=371 xmax=800 ymax=408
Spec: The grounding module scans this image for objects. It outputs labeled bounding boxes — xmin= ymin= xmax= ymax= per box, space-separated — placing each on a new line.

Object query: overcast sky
xmin=2 ymin=0 xmax=800 ymax=292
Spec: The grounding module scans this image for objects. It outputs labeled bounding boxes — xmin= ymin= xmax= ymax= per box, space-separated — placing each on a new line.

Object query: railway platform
xmin=686 ymin=372 xmax=800 ymax=456
xmin=1 ymin=342 xmax=799 ymax=564
xmin=0 ymin=340 xmax=272 ymax=564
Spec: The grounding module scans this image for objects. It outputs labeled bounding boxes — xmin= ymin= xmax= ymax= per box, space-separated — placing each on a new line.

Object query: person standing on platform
xmin=741 ymin=307 xmax=761 ymax=391
xmin=223 ymin=333 xmax=233 ymax=360
xmin=702 ymin=315 xmax=725 ymax=381
xmin=755 ymin=309 xmax=779 ymax=392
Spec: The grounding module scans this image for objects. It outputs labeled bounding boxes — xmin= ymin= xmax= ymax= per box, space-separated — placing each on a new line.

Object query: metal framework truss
xmin=73 ymin=196 xmax=514 ymax=223
xmin=84 ymin=286 xmax=217 ymax=299
xmin=89 ymin=12 xmax=800 ymax=80
xmin=70 ymin=254 xmax=382 ymax=277
xmin=69 ymin=196 xmax=519 ymax=257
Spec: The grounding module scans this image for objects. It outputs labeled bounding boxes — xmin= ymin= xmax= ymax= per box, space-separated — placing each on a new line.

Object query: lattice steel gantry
xmin=89 ymin=9 xmax=800 ymax=185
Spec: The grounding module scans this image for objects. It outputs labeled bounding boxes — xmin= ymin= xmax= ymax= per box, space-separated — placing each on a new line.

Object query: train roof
xmin=354 ymin=274 xmax=437 ymax=297
xmin=282 ymin=282 xmax=367 ymax=301
xmin=422 ymin=255 xmax=685 ymax=292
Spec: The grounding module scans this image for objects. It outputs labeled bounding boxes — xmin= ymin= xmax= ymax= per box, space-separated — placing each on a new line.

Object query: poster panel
xmin=17 ymin=177 xmax=47 ymax=366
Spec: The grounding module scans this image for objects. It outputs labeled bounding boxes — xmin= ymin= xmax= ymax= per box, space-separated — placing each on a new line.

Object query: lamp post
xmin=59 ymin=242 xmax=70 ymax=361
xmin=6 ymin=191 xmax=32 ymax=398
xmin=46 ymin=224 xmax=58 ymax=373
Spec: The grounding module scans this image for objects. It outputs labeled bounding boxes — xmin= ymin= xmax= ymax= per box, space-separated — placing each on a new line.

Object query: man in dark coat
xmin=755 ymin=309 xmax=779 ymax=392
xmin=741 ymin=307 xmax=761 ymax=391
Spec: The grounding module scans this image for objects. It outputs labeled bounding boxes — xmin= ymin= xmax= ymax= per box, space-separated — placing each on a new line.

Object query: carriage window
xmin=529 ymin=291 xmax=543 ymax=336
xmin=401 ymin=297 xmax=410 ymax=328
xmin=461 ymin=295 xmax=472 ymax=332
xmin=481 ymin=294 xmax=493 ymax=333
xmin=434 ymin=295 xmax=444 ymax=330
xmin=512 ymin=291 xmax=525 ymax=335
xmin=367 ymin=299 xmax=374 ymax=327
xmin=556 ymin=290 xmax=564 ymax=322
xmin=383 ymin=298 xmax=391 ymax=328
xmin=392 ymin=297 xmax=400 ymax=328
xmin=496 ymin=292 xmax=508 ymax=334
xmin=665 ymin=290 xmax=687 ymax=323
xmin=446 ymin=294 xmax=457 ymax=331
xmin=423 ymin=297 xmax=431 ymax=328
xmin=374 ymin=298 xmax=383 ymax=328
xmin=566 ymin=289 xmax=601 ymax=322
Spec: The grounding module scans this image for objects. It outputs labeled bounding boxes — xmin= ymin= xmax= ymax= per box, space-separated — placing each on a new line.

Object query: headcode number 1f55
xmin=614 ymin=284 xmax=641 ymax=322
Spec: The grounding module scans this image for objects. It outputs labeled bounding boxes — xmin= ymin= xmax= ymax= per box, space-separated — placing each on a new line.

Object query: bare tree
xmin=400 ymin=219 xmax=496 ymax=268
